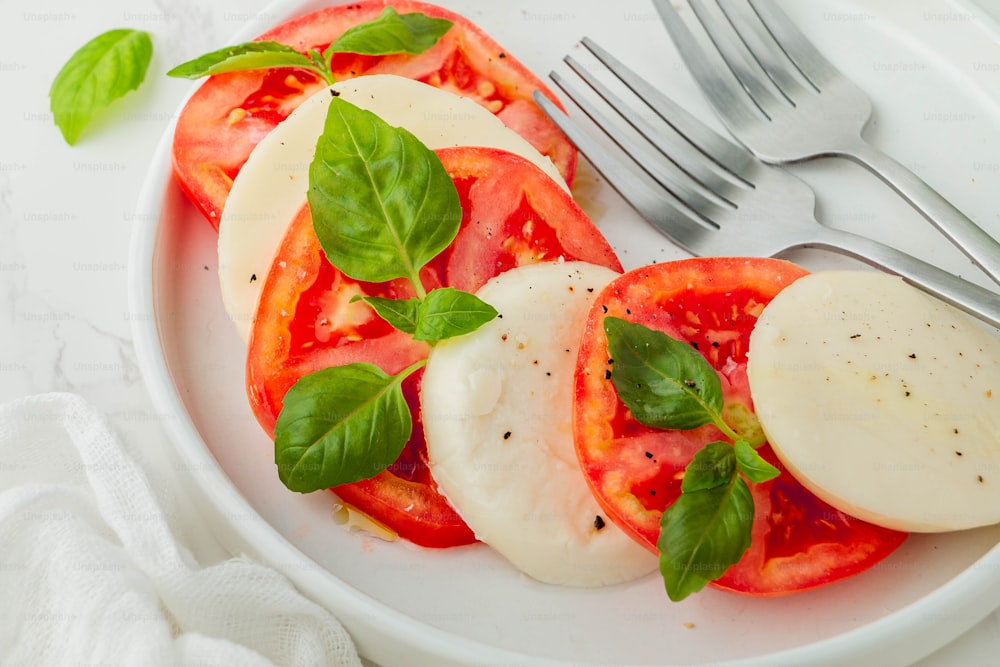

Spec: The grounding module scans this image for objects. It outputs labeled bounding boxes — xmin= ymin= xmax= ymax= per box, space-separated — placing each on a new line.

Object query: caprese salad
xmin=169 ymin=0 xmax=1000 ymax=602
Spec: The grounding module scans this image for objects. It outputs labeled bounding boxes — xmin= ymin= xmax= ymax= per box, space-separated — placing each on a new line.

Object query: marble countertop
xmin=3 ymin=0 xmax=999 ymax=664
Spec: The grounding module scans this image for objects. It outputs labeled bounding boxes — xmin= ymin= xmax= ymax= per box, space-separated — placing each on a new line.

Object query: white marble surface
xmin=2 ymin=0 xmax=999 ymax=664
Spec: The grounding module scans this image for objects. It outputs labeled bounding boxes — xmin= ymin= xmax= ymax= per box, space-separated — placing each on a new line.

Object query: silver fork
xmin=651 ymin=0 xmax=1000 ymax=285
xmin=532 ymin=38 xmax=1000 ymax=329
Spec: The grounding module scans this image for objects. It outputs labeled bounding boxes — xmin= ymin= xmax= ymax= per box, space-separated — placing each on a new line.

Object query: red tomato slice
xmin=573 ymin=257 xmax=907 ymax=595
xmin=247 ymin=146 xmax=621 ymax=548
xmin=172 ymin=0 xmax=576 ymax=229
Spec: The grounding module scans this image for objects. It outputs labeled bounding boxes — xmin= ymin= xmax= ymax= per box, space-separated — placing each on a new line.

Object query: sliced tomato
xmin=247 ymin=146 xmax=620 ymax=548
xmin=573 ymin=257 xmax=907 ymax=595
xmin=172 ymin=0 xmax=576 ymax=229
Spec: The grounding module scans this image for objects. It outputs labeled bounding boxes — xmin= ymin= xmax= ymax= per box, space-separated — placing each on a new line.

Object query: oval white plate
xmin=129 ymin=0 xmax=1000 ymax=665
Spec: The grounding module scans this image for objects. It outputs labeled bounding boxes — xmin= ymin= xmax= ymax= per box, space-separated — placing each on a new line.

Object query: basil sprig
xmin=49 ymin=28 xmax=153 ymax=145
xmin=167 ymin=7 xmax=453 ymax=84
xmin=603 ymin=316 xmax=779 ymax=601
xmin=272 ymin=98 xmax=496 ymax=494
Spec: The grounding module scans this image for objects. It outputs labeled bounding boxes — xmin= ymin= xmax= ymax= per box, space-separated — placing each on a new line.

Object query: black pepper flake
xmin=684 ymin=379 xmax=697 ymax=388
xmin=850 ymin=334 xmax=861 ymax=339
xmin=909 ymin=353 xmax=917 ymax=359
xmin=602 ymin=304 xmax=609 ymax=314
xmin=645 ymin=451 xmax=653 ymax=459
xmin=711 ymin=341 xmax=720 ymax=348
xmin=594 ymin=515 xmax=605 ymax=530
xmin=650 ymin=489 xmax=656 ymax=496
xmin=498 ymin=51 xmax=506 ymax=58
xmin=604 ymin=370 xmax=612 ymax=380
xmin=979 ymin=475 xmax=985 ymax=483
xmin=249 ymin=273 xmax=257 ymax=283
xmin=203 ymin=265 xmax=209 ymax=271
xmin=503 ymin=431 xmax=512 ymax=440
xmin=330 ymin=89 xmax=340 ymax=97
xmin=954 ymin=428 xmax=960 ymax=435
xmin=689 ymin=341 xmax=700 ymax=351
xmin=587 ymin=287 xmax=595 ymax=292
xmin=956 ymin=451 xmax=964 ymax=456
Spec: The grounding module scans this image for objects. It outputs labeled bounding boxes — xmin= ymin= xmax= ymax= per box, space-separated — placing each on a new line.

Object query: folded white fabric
xmin=0 ymin=392 xmax=362 ymax=667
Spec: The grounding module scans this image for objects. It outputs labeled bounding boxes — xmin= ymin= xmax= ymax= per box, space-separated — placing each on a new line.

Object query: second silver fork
xmin=534 ymin=38 xmax=1000 ymax=330
xmin=653 ymin=0 xmax=1000 ymax=285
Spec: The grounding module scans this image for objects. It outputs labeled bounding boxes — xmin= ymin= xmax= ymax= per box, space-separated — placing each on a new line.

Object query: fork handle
xmin=839 ymin=136 xmax=1000 ymax=286
xmin=808 ymin=225 xmax=1000 ymax=330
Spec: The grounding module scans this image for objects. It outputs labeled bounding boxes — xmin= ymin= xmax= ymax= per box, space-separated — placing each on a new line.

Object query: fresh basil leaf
xmin=681 ymin=441 xmax=737 ymax=493
xmin=326 ymin=7 xmax=453 ymax=57
xmin=274 ymin=362 xmax=413 ymax=493
xmin=414 ymin=288 xmax=498 ymax=341
xmin=308 ymin=97 xmax=462 ymax=284
xmin=604 ymin=317 xmax=724 ymax=431
xmin=734 ymin=439 xmax=780 ymax=483
xmin=354 ymin=295 xmax=421 ymax=334
xmin=658 ymin=474 xmax=754 ymax=601
xmin=49 ymin=28 xmax=153 ymax=145
xmin=166 ymin=41 xmax=316 ymax=79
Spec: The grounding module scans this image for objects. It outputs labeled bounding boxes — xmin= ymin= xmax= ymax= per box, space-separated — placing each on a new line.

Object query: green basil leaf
xmin=658 ymin=474 xmax=754 ymax=601
xmin=414 ymin=288 xmax=498 ymax=342
xmin=166 ymin=41 xmax=315 ymax=79
xmin=49 ymin=28 xmax=153 ymax=145
xmin=604 ymin=317 xmax=724 ymax=431
xmin=734 ymin=439 xmax=780 ymax=483
xmin=354 ymin=295 xmax=421 ymax=334
xmin=308 ymin=97 xmax=462 ymax=284
xmin=274 ymin=362 xmax=412 ymax=493
xmin=326 ymin=7 xmax=453 ymax=56
xmin=681 ymin=441 xmax=737 ymax=493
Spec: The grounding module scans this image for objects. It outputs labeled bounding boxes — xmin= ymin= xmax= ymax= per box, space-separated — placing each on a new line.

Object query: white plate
xmin=129 ymin=0 xmax=1000 ymax=664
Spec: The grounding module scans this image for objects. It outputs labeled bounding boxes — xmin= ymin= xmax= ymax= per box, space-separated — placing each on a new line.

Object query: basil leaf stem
xmin=603 ymin=315 xmax=779 ymax=600
xmin=274 ymin=94 xmax=494 ymax=497
xmin=50 ymin=28 xmax=153 ymax=145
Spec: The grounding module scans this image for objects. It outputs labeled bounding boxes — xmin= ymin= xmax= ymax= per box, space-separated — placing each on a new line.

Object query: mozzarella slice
xmin=218 ymin=74 xmax=567 ymax=342
xmin=747 ymin=270 xmax=1000 ymax=532
xmin=421 ymin=261 xmax=658 ymax=587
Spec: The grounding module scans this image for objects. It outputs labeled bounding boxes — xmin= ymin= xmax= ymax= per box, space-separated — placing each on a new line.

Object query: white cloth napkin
xmin=0 ymin=392 xmax=362 ymax=667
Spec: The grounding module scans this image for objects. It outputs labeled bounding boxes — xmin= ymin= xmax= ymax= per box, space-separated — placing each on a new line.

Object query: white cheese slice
xmin=421 ymin=261 xmax=658 ymax=587
xmin=747 ymin=270 xmax=1000 ymax=532
xmin=218 ymin=74 xmax=567 ymax=342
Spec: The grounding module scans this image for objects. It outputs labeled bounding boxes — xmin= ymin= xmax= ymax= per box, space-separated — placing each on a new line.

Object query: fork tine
xmin=745 ymin=0 xmax=842 ymax=88
xmin=685 ymin=0 xmax=793 ymax=116
xmin=532 ymin=90 xmax=715 ymax=255
xmin=560 ymin=54 xmax=740 ymax=209
xmin=578 ymin=37 xmax=752 ymax=184
xmin=650 ymin=0 xmax=766 ymax=125
xmin=714 ymin=0 xmax=817 ymax=96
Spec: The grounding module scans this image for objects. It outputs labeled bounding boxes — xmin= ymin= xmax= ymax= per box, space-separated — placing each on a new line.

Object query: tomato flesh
xmin=247 ymin=147 xmax=620 ymax=548
xmin=573 ymin=257 xmax=907 ymax=595
xmin=172 ymin=0 xmax=577 ymax=229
